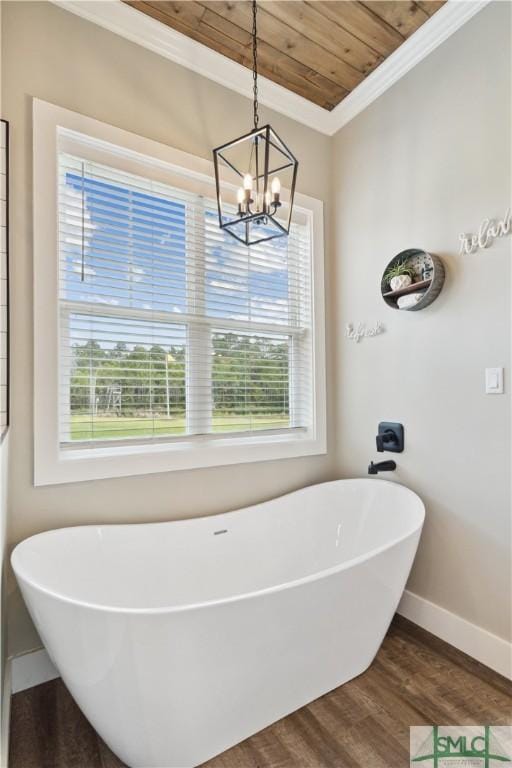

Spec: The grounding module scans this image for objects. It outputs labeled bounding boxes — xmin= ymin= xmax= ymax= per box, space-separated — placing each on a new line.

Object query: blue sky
xmin=61 ymin=166 xmax=293 ymax=352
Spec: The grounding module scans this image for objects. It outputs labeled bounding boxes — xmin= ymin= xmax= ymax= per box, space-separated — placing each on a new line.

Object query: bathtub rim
xmin=11 ymin=478 xmax=425 ymax=616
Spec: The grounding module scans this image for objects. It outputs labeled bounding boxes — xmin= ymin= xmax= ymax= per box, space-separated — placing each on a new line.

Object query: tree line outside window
xmin=69 ymin=331 xmax=290 ymax=438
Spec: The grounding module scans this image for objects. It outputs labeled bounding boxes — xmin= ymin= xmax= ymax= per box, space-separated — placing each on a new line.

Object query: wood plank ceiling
xmin=123 ymin=1 xmax=446 ymax=110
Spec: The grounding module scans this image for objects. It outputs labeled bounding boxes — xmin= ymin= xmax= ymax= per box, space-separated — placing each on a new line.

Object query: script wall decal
xmin=459 ymin=209 xmax=511 ymax=255
xmin=345 ymin=321 xmax=384 ymax=343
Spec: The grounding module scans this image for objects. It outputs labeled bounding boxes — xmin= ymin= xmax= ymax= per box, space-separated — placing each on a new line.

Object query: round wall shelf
xmin=381 ymin=249 xmax=445 ymax=311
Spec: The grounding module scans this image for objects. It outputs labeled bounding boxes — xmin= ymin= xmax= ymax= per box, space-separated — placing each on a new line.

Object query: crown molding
xmin=51 ymin=0 xmax=490 ymax=137
xmin=50 ymin=0 xmax=332 ymax=132
xmin=328 ymin=0 xmax=491 ymax=133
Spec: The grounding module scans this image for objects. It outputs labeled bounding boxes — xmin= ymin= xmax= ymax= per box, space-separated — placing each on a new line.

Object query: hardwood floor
xmin=9 ymin=617 xmax=512 ymax=768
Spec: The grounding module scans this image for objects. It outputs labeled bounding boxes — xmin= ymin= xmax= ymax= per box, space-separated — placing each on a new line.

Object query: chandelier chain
xmin=252 ymin=0 xmax=259 ymax=129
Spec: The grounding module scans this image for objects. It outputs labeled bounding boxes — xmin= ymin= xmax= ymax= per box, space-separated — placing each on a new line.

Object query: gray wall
xmin=2 ymin=0 xmax=337 ymax=534
xmin=1 ymin=0 xmax=337 ymax=655
xmin=332 ymin=1 xmax=511 ymax=641
xmin=2 ymin=0 xmax=511 ymax=656
xmin=0 ymin=0 xmax=11 ymax=751
xmin=0 ymin=435 xmax=8 ymax=755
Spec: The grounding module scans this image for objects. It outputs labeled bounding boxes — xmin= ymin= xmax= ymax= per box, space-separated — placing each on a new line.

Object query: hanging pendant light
xmin=212 ymin=0 xmax=298 ymax=246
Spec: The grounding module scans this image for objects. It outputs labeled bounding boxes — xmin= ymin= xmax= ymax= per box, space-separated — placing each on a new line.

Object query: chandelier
xmin=212 ymin=0 xmax=298 ymax=246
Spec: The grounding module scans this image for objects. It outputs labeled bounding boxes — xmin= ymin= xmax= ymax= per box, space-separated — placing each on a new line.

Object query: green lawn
xmin=70 ymin=413 xmax=289 ymax=440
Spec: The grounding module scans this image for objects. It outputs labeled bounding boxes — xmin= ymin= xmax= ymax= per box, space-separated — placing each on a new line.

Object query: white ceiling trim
xmin=330 ymin=0 xmax=491 ymax=132
xmin=51 ymin=0 xmax=490 ymax=137
xmin=51 ymin=0 xmax=331 ymax=131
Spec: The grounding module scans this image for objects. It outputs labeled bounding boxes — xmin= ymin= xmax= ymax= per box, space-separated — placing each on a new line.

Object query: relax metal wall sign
xmin=459 ymin=209 xmax=511 ymax=255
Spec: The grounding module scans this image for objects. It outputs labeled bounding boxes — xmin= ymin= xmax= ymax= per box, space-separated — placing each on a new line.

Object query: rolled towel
xmin=397 ymin=292 xmax=424 ymax=310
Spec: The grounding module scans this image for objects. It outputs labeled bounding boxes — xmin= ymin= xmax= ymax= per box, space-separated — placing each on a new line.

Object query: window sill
xmin=35 ymin=430 xmax=327 ymax=486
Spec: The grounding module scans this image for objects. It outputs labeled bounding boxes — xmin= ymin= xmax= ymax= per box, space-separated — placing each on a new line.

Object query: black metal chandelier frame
xmin=212 ymin=0 xmax=298 ymax=247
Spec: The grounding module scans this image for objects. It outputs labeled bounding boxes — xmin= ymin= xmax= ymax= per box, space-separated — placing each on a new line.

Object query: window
xmin=59 ymin=154 xmax=310 ymax=445
xmin=34 ymin=100 xmax=326 ymax=484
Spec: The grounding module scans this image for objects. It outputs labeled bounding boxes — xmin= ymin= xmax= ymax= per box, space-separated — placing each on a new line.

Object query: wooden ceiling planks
xmin=204 ymin=2 xmax=365 ymax=91
xmin=360 ymin=1 xmax=430 ymax=38
xmin=124 ymin=0 xmax=347 ymax=108
xmin=415 ymin=1 xmax=447 ymax=16
xmin=307 ymin=1 xmax=405 ymax=58
xmin=123 ymin=0 xmax=446 ymax=110
xmin=259 ymin=2 xmax=384 ymax=76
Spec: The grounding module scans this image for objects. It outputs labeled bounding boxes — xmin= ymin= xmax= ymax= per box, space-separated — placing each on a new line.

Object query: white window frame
xmin=33 ymin=99 xmax=326 ymax=485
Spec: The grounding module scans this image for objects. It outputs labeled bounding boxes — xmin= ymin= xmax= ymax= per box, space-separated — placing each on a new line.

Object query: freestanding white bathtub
xmin=12 ymin=478 xmax=424 ymax=768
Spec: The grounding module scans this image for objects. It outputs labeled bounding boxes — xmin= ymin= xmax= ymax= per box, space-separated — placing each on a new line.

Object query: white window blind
xmin=58 ymin=152 xmax=313 ymax=448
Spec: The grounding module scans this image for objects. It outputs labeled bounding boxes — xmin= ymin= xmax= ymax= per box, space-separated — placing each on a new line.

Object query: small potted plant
xmin=384 ymin=259 xmax=416 ymax=291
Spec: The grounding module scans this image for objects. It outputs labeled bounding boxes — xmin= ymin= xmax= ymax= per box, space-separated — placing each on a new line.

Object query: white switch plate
xmin=485 ymin=367 xmax=504 ymax=394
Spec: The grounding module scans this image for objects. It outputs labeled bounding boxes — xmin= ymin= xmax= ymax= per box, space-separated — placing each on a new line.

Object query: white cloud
xmin=250 ymin=255 xmax=287 ymax=274
xmin=251 ymin=295 xmax=287 ymax=310
xmin=72 ymin=259 xmax=96 ymax=277
xmin=85 ymin=295 xmax=120 ymax=306
xmin=130 ymin=266 xmax=145 ymax=283
xmin=61 ymin=185 xmax=95 ymax=240
xmin=209 ymin=279 xmax=240 ymax=292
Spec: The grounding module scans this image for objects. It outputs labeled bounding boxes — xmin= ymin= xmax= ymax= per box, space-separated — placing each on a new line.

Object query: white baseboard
xmin=398 ymin=589 xmax=512 ymax=680
xmin=10 ymin=648 xmax=58 ymax=694
xmin=1 ymin=658 xmax=12 ymax=768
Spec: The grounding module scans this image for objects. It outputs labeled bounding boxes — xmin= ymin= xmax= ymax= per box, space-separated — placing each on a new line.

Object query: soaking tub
xmin=12 ymin=478 xmax=424 ymax=768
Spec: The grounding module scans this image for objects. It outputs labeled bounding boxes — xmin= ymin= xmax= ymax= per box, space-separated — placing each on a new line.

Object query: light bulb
xmin=264 ymin=190 xmax=271 ymax=209
xmin=243 ymin=173 xmax=253 ymax=191
xmin=271 ymin=177 xmax=281 ymax=196
xmin=237 ymin=187 xmax=245 ymax=204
